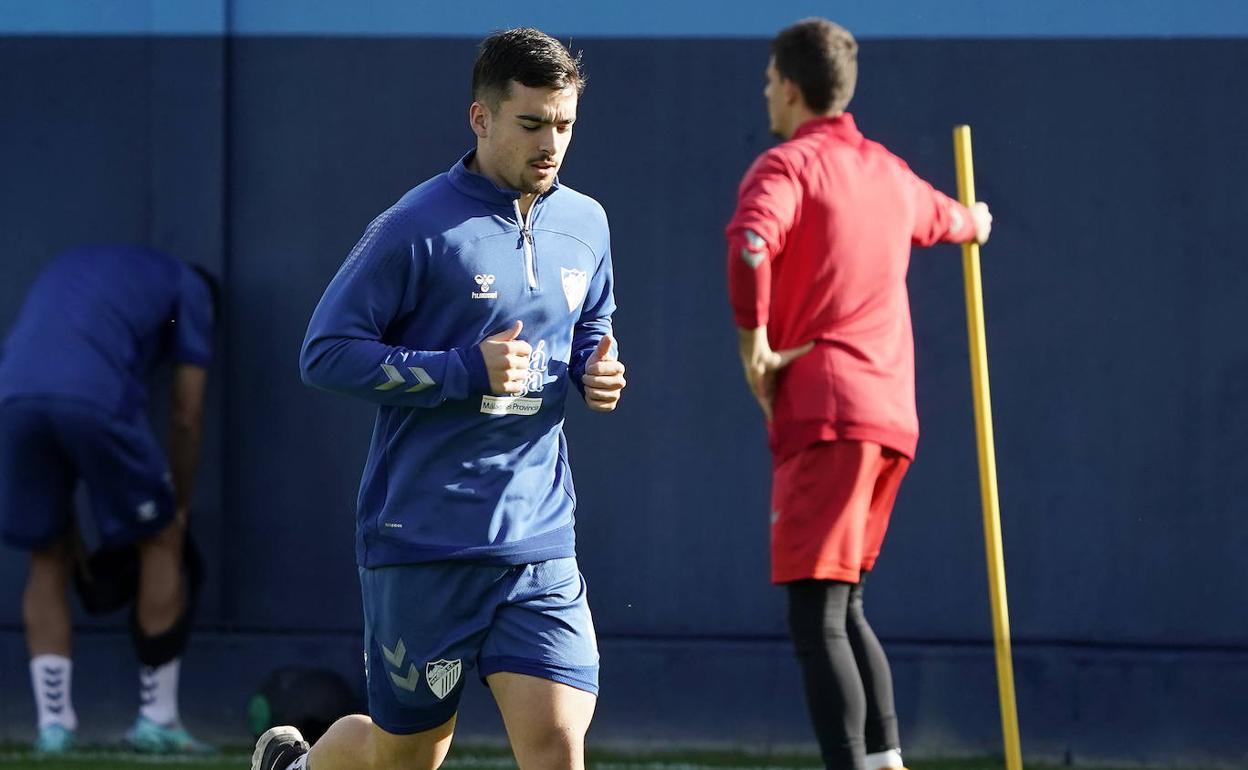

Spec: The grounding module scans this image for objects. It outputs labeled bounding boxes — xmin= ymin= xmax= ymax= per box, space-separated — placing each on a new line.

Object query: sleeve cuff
xmin=460 ymin=345 xmax=492 ymax=395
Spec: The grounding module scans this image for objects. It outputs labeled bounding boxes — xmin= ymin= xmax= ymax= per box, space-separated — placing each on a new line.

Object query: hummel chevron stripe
xmin=389 ymin=664 xmax=420 ymax=691
xmin=375 ymin=364 xmax=435 ymax=393
xmin=382 ymin=639 xmax=406 ymax=668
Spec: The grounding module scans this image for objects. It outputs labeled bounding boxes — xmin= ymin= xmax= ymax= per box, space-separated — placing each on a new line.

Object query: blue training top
xmin=0 ymin=245 xmax=215 ymax=417
xmin=300 ymin=153 xmax=615 ymax=568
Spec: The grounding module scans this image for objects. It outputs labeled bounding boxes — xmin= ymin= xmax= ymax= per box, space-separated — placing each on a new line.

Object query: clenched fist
xmin=479 ymin=320 xmax=532 ymax=395
xmin=582 ymin=334 xmax=626 ymax=412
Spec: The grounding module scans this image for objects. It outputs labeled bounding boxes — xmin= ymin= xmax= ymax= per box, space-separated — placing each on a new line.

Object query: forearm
xmin=168 ymin=419 xmax=201 ymax=512
xmin=300 ymin=335 xmax=489 ymax=407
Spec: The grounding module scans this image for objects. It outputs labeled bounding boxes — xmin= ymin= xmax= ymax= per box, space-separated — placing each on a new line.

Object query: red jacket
xmin=726 ymin=113 xmax=976 ymax=463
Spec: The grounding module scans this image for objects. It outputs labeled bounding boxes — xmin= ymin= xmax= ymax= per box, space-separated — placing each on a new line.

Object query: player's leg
xmin=135 ymin=510 xmax=187 ymax=640
xmin=254 ymin=562 xmax=499 ymax=770
xmin=1 ymin=400 xmax=80 ymax=752
xmin=24 ymin=534 xmax=79 ymax=752
xmin=128 ymin=511 xmax=211 ymax=751
xmin=489 ymin=673 xmax=596 ymax=770
xmin=772 ymin=440 xmax=886 ymax=770
xmin=787 ymin=580 xmax=866 ymax=770
xmin=480 ymin=557 xmax=600 ymax=770
xmin=846 ymin=577 xmax=901 ymax=770
xmin=66 ymin=405 xmax=206 ymax=751
xmin=24 ymin=536 xmax=73 ymax=657
xmin=853 ymin=447 xmax=910 ymax=770
xmin=293 ymin=713 xmax=455 ymax=770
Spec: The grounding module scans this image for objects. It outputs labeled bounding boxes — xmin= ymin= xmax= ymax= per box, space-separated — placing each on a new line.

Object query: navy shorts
xmin=361 ymin=556 xmax=599 ymax=735
xmin=0 ymin=398 xmax=175 ymax=550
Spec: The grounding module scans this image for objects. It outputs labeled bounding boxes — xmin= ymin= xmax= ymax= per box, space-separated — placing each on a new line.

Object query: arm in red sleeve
xmin=725 ymin=150 xmax=801 ymax=328
xmin=899 ymin=160 xmax=978 ymax=247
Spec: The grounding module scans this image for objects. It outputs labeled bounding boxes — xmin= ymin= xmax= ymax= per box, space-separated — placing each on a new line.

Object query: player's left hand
xmin=583 ymin=334 xmax=625 ymax=412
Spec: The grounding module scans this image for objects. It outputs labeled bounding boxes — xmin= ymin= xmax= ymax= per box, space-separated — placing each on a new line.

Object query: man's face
xmin=764 ymin=57 xmax=790 ymax=139
xmin=474 ymin=81 xmax=578 ymax=196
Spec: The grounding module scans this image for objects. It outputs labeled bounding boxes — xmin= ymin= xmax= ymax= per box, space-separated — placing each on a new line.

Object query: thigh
xmin=770 ymin=440 xmax=882 ymax=584
xmin=56 ymin=407 xmax=174 ymax=547
xmin=359 ymin=562 xmax=505 ymax=735
xmin=480 ymin=557 xmax=599 ymax=695
xmin=0 ymin=400 xmax=75 ymax=549
xmin=487 ymin=671 xmax=596 ymax=770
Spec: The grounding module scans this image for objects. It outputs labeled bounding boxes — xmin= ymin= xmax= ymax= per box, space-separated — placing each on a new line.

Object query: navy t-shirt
xmin=0 ymin=246 xmax=214 ymax=416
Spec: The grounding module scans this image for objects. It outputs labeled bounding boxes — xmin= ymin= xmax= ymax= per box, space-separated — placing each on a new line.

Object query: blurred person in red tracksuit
xmin=725 ymin=18 xmax=993 ymax=770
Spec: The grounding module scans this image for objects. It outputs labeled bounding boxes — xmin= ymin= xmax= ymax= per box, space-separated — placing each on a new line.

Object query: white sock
xmin=31 ymin=655 xmax=77 ymax=731
xmin=139 ymin=658 xmax=181 ymax=725
xmin=286 ymin=755 xmax=309 ymax=770
xmin=865 ymin=749 xmax=905 ymax=770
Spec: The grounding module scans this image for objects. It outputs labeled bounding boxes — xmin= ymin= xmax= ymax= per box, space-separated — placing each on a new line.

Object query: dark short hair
xmin=472 ymin=27 xmax=584 ymax=109
xmin=771 ymin=18 xmax=858 ymax=114
xmin=189 ymin=263 xmax=221 ymax=321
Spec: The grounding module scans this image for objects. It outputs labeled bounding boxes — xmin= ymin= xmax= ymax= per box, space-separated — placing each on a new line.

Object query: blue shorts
xmin=360 ymin=556 xmax=599 ymax=735
xmin=0 ymin=398 xmax=175 ymax=550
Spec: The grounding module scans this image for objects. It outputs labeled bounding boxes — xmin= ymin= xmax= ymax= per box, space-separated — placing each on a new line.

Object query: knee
xmin=518 ymin=721 xmax=585 ymax=768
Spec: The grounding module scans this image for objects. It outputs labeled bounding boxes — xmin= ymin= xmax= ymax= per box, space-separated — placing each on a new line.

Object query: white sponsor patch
xmin=480 ymin=395 xmax=543 ymax=416
xmin=426 ymin=659 xmax=462 ymax=700
xmin=560 ymin=267 xmax=588 ymax=311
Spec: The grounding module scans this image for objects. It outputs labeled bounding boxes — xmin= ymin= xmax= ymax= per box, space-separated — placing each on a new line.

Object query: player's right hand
xmin=972 ymin=201 xmax=992 ymax=245
xmin=479 ymin=320 xmax=532 ymax=395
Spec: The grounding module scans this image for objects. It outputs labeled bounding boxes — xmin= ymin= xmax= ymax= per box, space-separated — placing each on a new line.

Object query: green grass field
xmin=0 ymin=746 xmax=1197 ymax=770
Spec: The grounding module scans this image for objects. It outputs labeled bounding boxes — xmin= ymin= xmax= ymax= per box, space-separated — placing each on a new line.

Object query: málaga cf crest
xmin=425 ymin=659 xmax=462 ymax=700
xmin=561 ymin=267 xmax=588 ymax=312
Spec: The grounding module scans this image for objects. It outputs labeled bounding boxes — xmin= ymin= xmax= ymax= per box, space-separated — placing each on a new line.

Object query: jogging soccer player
xmin=725 ymin=19 xmax=993 ymax=770
xmin=0 ymin=245 xmax=218 ymax=754
xmin=253 ymin=28 xmax=626 ymax=770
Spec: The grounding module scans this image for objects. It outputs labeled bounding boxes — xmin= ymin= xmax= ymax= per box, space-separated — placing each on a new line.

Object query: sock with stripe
xmin=31 ymin=654 xmax=77 ymax=731
xmin=139 ymin=658 xmax=182 ymax=725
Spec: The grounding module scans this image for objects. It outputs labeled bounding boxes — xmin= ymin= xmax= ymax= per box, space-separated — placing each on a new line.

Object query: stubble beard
xmin=515 ymin=165 xmax=556 ymax=196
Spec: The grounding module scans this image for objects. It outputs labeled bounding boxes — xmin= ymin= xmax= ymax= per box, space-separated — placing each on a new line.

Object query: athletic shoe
xmin=125 ymin=715 xmax=215 ymax=754
xmin=34 ymin=724 xmax=75 ymax=754
xmin=252 ymin=725 xmax=310 ymax=770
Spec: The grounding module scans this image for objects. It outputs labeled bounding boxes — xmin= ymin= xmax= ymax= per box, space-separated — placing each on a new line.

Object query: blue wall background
xmin=2 ymin=2 xmax=1247 ymax=765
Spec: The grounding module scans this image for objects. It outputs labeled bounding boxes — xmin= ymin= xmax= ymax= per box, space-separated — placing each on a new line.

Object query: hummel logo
xmin=472 ymin=273 xmax=498 ymax=300
xmin=741 ymin=229 xmax=767 ymax=269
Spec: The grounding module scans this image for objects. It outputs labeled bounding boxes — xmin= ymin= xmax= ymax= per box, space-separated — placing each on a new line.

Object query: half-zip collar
xmin=446 ymin=150 xmax=562 ymax=207
xmin=447 ymin=151 xmax=549 ymax=291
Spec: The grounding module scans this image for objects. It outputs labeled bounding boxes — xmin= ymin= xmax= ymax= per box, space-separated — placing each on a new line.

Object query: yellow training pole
xmin=952 ymin=125 xmax=1023 ymax=770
